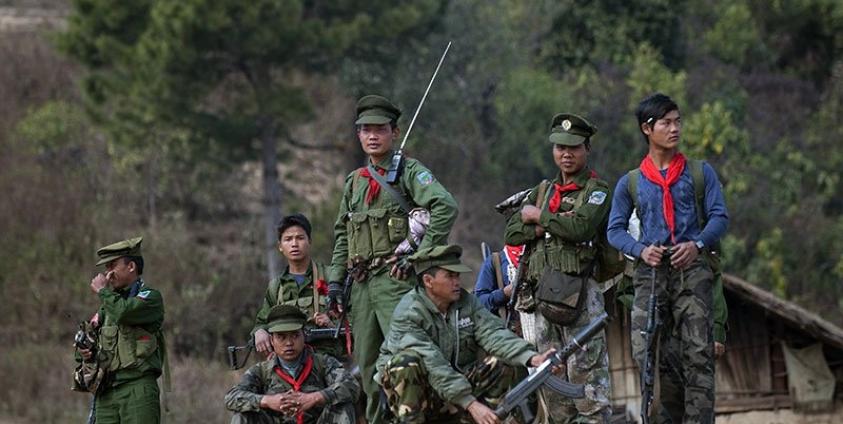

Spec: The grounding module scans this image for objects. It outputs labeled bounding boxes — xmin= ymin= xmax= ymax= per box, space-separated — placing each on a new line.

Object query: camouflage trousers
xmin=521 ymin=279 xmax=611 ymax=424
xmin=381 ymin=351 xmax=517 ymax=423
xmin=229 ymin=401 xmax=356 ymax=424
xmin=631 ymin=258 xmax=715 ymax=424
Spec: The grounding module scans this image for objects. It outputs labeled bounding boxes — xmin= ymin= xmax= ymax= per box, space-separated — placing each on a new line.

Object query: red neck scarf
xmin=273 ymin=352 xmax=315 ymax=424
xmin=503 ymin=244 xmax=524 ymax=269
xmin=358 ymin=166 xmax=385 ymax=204
xmin=548 ymin=170 xmax=598 ymax=213
xmin=639 ymin=153 xmax=686 ymax=243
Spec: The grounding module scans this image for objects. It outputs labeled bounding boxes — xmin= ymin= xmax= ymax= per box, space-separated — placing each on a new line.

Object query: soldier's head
xmin=96 ymin=237 xmax=144 ymax=289
xmin=276 ymin=213 xmax=312 ymax=264
xmin=266 ymin=305 xmax=308 ymax=361
xmin=411 ymin=245 xmax=472 ymax=311
xmin=636 ymin=93 xmax=681 ymax=148
xmin=355 ymin=95 xmax=401 ymax=162
xmin=548 ymin=113 xmax=596 ymax=177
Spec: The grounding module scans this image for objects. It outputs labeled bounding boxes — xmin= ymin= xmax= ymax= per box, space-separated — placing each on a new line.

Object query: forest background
xmin=1 ymin=0 xmax=842 ymax=422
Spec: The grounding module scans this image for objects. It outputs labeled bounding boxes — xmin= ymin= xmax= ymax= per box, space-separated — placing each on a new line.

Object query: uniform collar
xmin=555 ymin=166 xmax=592 ymax=187
xmin=368 ymin=152 xmax=395 ymax=171
xmin=280 ymin=260 xmax=313 ymax=281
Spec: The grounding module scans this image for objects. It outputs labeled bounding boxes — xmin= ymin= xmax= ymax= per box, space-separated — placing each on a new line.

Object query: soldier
xmin=504 ymin=113 xmax=612 ymax=423
xmin=376 ymin=245 xmax=556 ymax=424
xmin=76 ymin=237 xmax=166 ymax=424
xmin=253 ymin=214 xmax=345 ymax=359
xmin=607 ymin=93 xmax=729 ymax=424
xmin=473 ymin=244 xmax=523 ymax=317
xmin=327 ymin=94 xmax=458 ymax=423
xmin=225 ymin=305 xmax=360 ymax=424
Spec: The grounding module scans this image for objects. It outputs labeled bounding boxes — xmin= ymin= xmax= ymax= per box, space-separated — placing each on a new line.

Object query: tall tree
xmin=58 ymin=0 xmax=444 ymax=277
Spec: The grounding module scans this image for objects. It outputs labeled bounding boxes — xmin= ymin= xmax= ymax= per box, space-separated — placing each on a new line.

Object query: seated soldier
xmin=376 ymin=245 xmax=556 ymax=424
xmin=225 ymin=305 xmax=359 ymax=424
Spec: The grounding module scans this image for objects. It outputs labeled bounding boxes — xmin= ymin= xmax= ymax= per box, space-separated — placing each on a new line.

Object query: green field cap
xmin=355 ymin=95 xmax=401 ymax=125
xmin=266 ymin=305 xmax=308 ymax=333
xmin=96 ymin=236 xmax=143 ymax=266
xmin=548 ymin=113 xmax=597 ymax=146
xmin=410 ymin=244 xmax=472 ymax=274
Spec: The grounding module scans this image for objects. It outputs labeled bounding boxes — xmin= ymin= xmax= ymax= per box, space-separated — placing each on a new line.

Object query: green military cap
xmin=96 ymin=236 xmax=143 ymax=266
xmin=266 ymin=305 xmax=308 ymax=333
xmin=409 ymin=244 xmax=472 ymax=274
xmin=355 ymin=94 xmax=401 ymax=125
xmin=548 ymin=113 xmax=597 ymax=146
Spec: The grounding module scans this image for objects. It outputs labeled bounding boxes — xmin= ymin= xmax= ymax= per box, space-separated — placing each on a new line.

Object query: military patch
xmin=416 ymin=171 xmax=434 ymax=186
xmin=458 ymin=317 xmax=473 ymax=329
xmin=137 ymin=290 xmax=151 ymax=299
xmin=588 ymin=191 xmax=607 ymax=205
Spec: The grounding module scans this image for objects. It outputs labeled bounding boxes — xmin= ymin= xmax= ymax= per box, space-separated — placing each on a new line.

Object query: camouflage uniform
xmin=330 ymin=95 xmax=458 ymax=423
xmin=504 ymin=114 xmax=613 ymax=423
xmin=252 ymin=261 xmax=345 ymax=359
xmin=224 ymin=348 xmax=359 ymax=424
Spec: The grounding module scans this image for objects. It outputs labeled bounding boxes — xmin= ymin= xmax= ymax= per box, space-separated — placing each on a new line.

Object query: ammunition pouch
xmin=347 ymin=209 xmax=407 ymax=260
xmin=99 ymin=324 xmax=159 ymax=372
xmin=535 ymin=269 xmax=589 ymax=326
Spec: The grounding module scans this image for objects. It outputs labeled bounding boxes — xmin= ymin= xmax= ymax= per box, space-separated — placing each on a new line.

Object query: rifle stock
xmin=640 ymin=266 xmax=660 ymax=424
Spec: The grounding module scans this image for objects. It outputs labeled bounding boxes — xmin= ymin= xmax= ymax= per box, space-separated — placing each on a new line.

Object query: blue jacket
xmin=473 ymin=253 xmax=512 ymax=312
xmin=607 ymin=161 xmax=729 ymax=258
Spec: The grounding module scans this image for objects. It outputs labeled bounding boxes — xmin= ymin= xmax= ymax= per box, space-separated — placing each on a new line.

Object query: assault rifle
xmin=333 ymin=261 xmax=367 ymax=338
xmin=640 ymin=264 xmax=660 ymax=424
xmin=227 ymin=340 xmax=254 ymax=370
xmin=495 ymin=311 xmax=610 ymax=421
xmin=504 ymin=241 xmax=533 ymax=329
xmin=307 ymin=327 xmax=351 ymax=343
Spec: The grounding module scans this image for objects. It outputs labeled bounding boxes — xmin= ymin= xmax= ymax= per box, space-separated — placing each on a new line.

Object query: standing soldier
xmin=327 ymin=95 xmax=458 ymax=423
xmin=607 ymin=93 xmax=729 ymax=424
xmin=376 ymin=245 xmax=556 ymax=424
xmin=504 ymin=113 xmax=612 ymax=422
xmin=252 ymin=214 xmax=345 ymax=359
xmin=75 ymin=237 xmax=166 ymax=424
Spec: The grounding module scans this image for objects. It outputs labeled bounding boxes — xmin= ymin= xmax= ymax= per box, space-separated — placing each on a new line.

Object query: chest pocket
xmin=347 ymin=208 xmax=405 ymax=260
xmin=99 ymin=324 xmax=158 ymax=372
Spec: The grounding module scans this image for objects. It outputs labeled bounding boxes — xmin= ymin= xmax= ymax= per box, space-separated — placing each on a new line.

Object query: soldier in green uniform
xmin=253 ymin=214 xmax=344 ymax=359
xmin=77 ymin=237 xmax=166 ymax=424
xmin=376 ymin=245 xmax=556 ymax=424
xmin=327 ymin=95 xmax=459 ymax=423
xmin=504 ymin=114 xmax=612 ymax=423
xmin=226 ymin=305 xmax=360 ymax=424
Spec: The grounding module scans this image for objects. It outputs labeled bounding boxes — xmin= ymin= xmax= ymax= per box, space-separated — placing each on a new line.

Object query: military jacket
xmin=224 ymin=349 xmax=359 ymax=423
xmin=329 ymin=154 xmax=458 ymax=282
xmin=376 ymin=287 xmax=537 ymax=409
xmin=96 ymin=278 xmax=165 ymax=387
xmin=504 ymin=167 xmax=611 ymax=278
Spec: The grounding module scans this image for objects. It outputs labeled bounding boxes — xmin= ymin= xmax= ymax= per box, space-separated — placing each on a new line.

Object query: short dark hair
xmin=124 ymin=256 xmax=144 ymax=275
xmin=635 ymin=93 xmax=679 ymax=143
xmin=277 ymin=213 xmax=312 ymax=240
xmin=416 ymin=267 xmax=440 ymax=287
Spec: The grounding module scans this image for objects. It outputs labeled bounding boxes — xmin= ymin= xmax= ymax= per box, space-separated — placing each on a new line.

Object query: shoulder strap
xmin=311 ymin=262 xmax=320 ymax=314
xmin=268 ymin=277 xmax=283 ymax=306
xmin=689 ymin=159 xmax=706 ymax=229
xmin=535 ymin=180 xmax=550 ymax=208
xmin=490 ymin=252 xmax=506 ymax=318
xmin=626 ymin=169 xmax=640 ymax=216
xmin=574 ymin=177 xmax=599 ymax=209
xmin=367 ymin=164 xmax=411 ymax=213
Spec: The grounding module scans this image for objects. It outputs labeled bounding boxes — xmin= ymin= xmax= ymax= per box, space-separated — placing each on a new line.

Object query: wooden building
xmin=605 ymin=274 xmax=843 ymax=423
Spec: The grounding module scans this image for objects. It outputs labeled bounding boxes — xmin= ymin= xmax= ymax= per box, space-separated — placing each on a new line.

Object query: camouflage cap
xmin=96 ymin=236 xmax=143 ymax=266
xmin=548 ymin=113 xmax=597 ymax=146
xmin=409 ymin=244 xmax=472 ymax=274
xmin=355 ymin=94 xmax=401 ymax=125
xmin=266 ymin=304 xmax=308 ymax=333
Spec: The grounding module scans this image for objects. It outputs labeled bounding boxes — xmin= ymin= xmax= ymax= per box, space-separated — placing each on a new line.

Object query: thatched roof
xmin=722 ymin=273 xmax=843 ymax=351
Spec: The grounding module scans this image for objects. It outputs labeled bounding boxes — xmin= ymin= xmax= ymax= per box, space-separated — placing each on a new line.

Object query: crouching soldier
xmin=376 ymin=245 xmax=556 ymax=424
xmin=225 ymin=305 xmax=360 ymax=424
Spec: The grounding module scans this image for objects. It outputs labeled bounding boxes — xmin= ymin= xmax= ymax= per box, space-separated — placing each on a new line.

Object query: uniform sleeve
xmin=251 ymin=279 xmax=277 ymax=335
xmin=607 ymin=174 xmax=646 ymax=258
xmin=318 ymin=354 xmax=360 ymax=405
xmin=504 ymin=185 xmax=540 ymax=246
xmin=538 ymin=182 xmax=611 ymax=242
xmin=698 ymin=163 xmax=729 ymax=248
xmin=98 ymin=287 xmax=163 ymax=327
xmin=385 ymin=307 xmax=477 ymax=409
xmin=473 ymin=256 xmax=506 ymax=312
xmin=224 ymin=364 xmax=266 ymax=413
xmin=329 ymin=173 xmax=355 ymax=282
xmin=403 ymin=160 xmax=458 ymax=250
xmin=471 ymin=297 xmax=537 ymax=367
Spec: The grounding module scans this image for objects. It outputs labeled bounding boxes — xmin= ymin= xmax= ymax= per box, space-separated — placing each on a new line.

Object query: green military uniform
xmin=329 ymin=95 xmax=458 ymax=423
xmin=226 ymin=306 xmax=359 ymax=424
xmin=375 ymin=245 xmax=538 ymax=423
xmin=85 ymin=237 xmax=166 ymax=424
xmin=252 ymin=260 xmax=345 ymax=359
xmin=504 ymin=114 xmax=612 ymax=423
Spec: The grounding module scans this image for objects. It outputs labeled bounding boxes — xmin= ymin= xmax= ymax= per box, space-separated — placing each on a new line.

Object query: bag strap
xmin=689 ymin=159 xmax=706 ymax=229
xmin=367 ymin=164 xmax=411 ymax=213
xmin=535 ymin=180 xmax=550 ymax=208
xmin=626 ymin=169 xmax=641 ymax=219
xmin=490 ymin=252 xmax=506 ymax=318
xmin=311 ymin=261 xmax=320 ymax=314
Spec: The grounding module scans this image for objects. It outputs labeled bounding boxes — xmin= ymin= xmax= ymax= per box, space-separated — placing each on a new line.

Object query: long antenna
xmin=397 ymin=41 xmax=451 ymax=153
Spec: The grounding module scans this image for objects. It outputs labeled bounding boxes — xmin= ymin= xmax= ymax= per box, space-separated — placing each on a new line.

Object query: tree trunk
xmin=260 ymin=122 xmax=282 ymax=279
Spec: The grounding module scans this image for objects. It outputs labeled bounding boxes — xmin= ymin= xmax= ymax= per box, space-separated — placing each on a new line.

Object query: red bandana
xmin=358 ymin=167 xmax=386 ymax=204
xmin=547 ymin=170 xmax=598 ymax=213
xmin=639 ymin=153 xmax=686 ymax=243
xmin=315 ymin=279 xmax=328 ymax=296
xmin=503 ymin=244 xmax=524 ymax=269
xmin=273 ymin=353 xmax=315 ymax=424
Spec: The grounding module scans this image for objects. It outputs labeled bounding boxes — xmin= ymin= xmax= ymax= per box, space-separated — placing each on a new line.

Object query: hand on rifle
xmin=466 ymin=400 xmax=500 ymax=424
xmin=529 ymin=348 xmax=566 ymax=374
xmin=254 ymin=329 xmax=272 ymax=355
xmin=669 ymin=241 xmax=699 ymax=270
xmin=312 ymin=312 xmax=332 ymax=328
xmin=387 ymin=254 xmax=412 ymax=280
xmin=640 ymin=244 xmax=668 ymax=267
xmin=326 ymin=281 xmax=344 ymax=313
